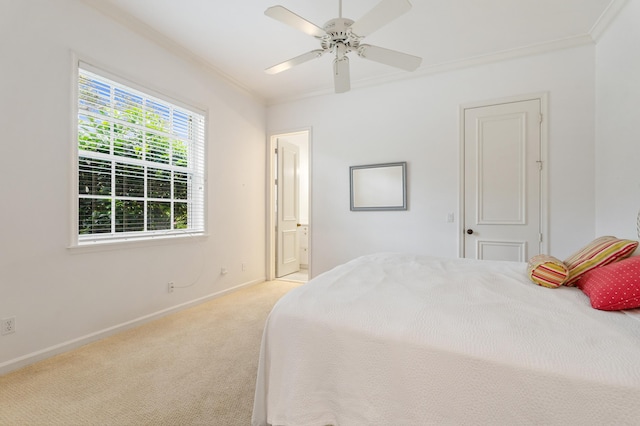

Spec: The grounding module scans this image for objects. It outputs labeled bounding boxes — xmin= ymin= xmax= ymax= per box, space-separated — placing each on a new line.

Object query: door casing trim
xmin=266 ymin=128 xmax=313 ymax=281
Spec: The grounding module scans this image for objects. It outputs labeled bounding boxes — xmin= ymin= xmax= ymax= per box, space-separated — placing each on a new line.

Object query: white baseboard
xmin=0 ymin=277 xmax=265 ymax=376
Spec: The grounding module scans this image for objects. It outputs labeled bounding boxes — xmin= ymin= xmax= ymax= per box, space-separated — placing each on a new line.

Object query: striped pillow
xmin=564 ymin=236 xmax=639 ymax=286
xmin=527 ymin=254 xmax=569 ymax=288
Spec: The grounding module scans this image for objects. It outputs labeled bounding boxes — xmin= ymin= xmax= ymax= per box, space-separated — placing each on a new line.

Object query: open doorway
xmin=267 ymin=129 xmax=311 ymax=283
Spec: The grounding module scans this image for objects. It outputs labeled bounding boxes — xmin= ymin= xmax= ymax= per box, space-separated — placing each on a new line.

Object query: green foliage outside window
xmin=78 ymin=73 xmax=191 ymax=237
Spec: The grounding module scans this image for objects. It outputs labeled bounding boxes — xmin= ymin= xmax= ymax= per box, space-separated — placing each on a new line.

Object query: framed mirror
xmin=350 ymin=162 xmax=407 ymax=211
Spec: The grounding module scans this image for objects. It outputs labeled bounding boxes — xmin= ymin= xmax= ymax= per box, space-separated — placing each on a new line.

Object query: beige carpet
xmin=0 ymin=280 xmax=301 ymax=426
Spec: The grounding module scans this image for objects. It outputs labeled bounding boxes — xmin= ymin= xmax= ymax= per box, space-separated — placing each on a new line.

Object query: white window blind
xmin=77 ymin=63 xmax=205 ymax=244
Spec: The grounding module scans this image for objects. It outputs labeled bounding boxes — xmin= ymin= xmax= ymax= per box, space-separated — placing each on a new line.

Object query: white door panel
xmin=464 ymin=99 xmax=541 ymax=261
xmin=276 ymin=139 xmax=300 ymax=277
xmin=477 ymin=113 xmax=526 ymax=224
xmin=477 ymin=240 xmax=527 ymax=263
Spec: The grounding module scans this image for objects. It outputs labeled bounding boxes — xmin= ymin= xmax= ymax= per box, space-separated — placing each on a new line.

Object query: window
xmin=76 ymin=63 xmax=205 ymax=244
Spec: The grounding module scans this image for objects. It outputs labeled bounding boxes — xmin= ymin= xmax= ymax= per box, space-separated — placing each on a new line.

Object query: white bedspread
xmin=253 ymin=253 xmax=640 ymax=426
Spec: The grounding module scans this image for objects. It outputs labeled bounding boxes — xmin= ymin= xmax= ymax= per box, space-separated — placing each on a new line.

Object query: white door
xmin=463 ymin=99 xmax=542 ymax=261
xmin=276 ymin=139 xmax=301 ymax=277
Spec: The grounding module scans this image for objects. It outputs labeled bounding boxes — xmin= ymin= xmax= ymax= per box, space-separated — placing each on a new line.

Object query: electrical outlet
xmin=2 ymin=317 xmax=16 ymax=335
xmin=168 ymin=282 xmax=175 ymax=293
xmin=242 ymin=263 xmax=246 ymax=271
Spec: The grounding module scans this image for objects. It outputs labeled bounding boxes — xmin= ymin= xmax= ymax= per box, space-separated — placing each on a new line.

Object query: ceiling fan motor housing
xmin=321 ymin=18 xmax=360 ymax=53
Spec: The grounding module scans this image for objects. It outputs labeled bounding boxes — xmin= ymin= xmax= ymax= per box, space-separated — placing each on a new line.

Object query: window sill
xmin=68 ymin=232 xmax=208 ymax=253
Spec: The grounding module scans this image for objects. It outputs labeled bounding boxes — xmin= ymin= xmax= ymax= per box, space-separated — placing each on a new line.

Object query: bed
xmin=252 ymin=253 xmax=640 ymax=426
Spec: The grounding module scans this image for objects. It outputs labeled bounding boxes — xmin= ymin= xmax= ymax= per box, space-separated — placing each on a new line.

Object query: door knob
xmin=466 ymin=229 xmax=474 ymax=235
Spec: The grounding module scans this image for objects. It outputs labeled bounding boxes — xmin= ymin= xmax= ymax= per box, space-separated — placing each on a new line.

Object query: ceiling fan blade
xmin=265 ymin=6 xmax=326 ymax=38
xmin=333 ymin=56 xmax=351 ymax=94
xmin=358 ymin=44 xmax=422 ymax=71
xmin=265 ymin=49 xmax=326 ymax=75
xmin=349 ymin=0 xmax=412 ymax=37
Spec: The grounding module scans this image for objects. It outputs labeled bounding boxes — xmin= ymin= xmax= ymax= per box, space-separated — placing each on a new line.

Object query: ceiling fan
xmin=264 ymin=0 xmax=422 ymax=93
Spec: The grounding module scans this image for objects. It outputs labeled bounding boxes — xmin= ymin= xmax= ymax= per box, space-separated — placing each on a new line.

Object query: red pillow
xmin=578 ymin=255 xmax=640 ymax=310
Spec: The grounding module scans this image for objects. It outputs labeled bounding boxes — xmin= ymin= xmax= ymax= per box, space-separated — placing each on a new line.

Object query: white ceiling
xmin=84 ymin=0 xmax=621 ymax=104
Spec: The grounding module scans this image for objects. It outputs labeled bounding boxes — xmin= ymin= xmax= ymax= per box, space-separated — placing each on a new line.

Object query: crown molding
xmin=590 ymin=0 xmax=629 ymax=41
xmin=79 ymin=0 xmax=622 ymax=108
xmin=267 ymin=34 xmax=595 ymax=106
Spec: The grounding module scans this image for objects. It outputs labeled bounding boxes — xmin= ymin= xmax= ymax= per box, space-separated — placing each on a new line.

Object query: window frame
xmin=70 ymin=59 xmax=207 ymax=248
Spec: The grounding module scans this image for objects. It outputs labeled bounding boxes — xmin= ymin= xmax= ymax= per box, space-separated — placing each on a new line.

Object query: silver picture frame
xmin=350 ymin=162 xmax=407 ymax=211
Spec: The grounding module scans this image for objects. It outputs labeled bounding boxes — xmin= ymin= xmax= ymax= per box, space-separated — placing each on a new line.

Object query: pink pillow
xmin=578 ymin=255 xmax=640 ymax=310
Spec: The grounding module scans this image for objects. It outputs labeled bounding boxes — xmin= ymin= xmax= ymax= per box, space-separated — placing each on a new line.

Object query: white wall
xmin=595 ymin=0 xmax=640 ymax=242
xmin=0 ymin=0 xmax=266 ymax=372
xmin=268 ymin=46 xmax=597 ymax=275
